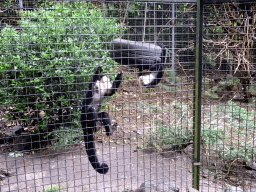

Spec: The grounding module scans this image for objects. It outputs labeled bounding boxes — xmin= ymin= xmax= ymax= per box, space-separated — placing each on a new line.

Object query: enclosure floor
xmin=0 ymin=143 xmax=225 ymax=192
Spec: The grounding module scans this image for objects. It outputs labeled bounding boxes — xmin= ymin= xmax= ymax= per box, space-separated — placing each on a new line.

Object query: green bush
xmin=146 ymin=101 xmax=193 ymax=150
xmin=147 ymin=121 xmax=193 ymax=149
xmin=0 ymin=2 xmax=121 ymax=131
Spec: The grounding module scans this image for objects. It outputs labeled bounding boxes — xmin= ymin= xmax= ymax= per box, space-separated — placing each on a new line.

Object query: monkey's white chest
xmin=92 ymin=76 xmax=113 ymax=111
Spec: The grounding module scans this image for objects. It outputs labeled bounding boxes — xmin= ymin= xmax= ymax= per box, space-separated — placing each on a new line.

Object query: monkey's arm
xmin=89 ymin=65 xmax=103 ymax=90
xmin=149 ymin=62 xmax=164 ymax=72
xmin=104 ymin=71 xmax=123 ymax=97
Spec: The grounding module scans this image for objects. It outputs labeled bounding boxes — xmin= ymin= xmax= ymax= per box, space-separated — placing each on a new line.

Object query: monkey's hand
xmin=108 ymin=122 xmax=117 ymax=136
xmin=96 ymin=65 xmax=103 ymax=73
xmin=115 ymin=71 xmax=123 ymax=81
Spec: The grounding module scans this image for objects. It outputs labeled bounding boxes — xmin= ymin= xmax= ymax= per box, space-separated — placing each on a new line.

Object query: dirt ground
xmin=0 ymin=142 xmax=228 ymax=192
xmin=0 ymin=73 xmax=255 ymax=192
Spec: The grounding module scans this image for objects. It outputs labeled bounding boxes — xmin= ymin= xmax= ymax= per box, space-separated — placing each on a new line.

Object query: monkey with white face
xmin=81 ymin=66 xmax=123 ymax=174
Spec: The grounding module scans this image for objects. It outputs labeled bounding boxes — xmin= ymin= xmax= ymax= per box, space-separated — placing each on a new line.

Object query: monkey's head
xmin=95 ymin=76 xmax=112 ymax=95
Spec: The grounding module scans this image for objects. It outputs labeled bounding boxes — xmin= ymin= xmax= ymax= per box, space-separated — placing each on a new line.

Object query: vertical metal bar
xmin=142 ymin=2 xmax=148 ymax=42
xmin=19 ymin=0 xmax=23 ymax=11
xmin=193 ymin=0 xmax=203 ymax=190
xmin=171 ymin=3 xmax=175 ymax=72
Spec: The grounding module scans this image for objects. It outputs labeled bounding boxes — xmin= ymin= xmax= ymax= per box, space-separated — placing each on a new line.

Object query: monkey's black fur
xmin=81 ymin=66 xmax=123 ymax=174
xmin=111 ymin=39 xmax=167 ymax=87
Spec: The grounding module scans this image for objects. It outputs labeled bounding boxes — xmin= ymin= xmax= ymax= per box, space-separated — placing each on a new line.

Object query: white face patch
xmin=95 ymin=76 xmax=112 ymax=95
xmin=139 ymin=73 xmax=156 ymax=85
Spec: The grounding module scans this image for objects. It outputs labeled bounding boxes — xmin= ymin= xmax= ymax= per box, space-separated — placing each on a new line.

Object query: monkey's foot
xmin=107 ymin=122 xmax=117 ymax=136
xmin=111 ymin=122 xmax=117 ymax=133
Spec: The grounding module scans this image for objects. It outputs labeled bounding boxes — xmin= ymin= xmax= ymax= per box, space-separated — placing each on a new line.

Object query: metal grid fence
xmin=0 ymin=0 xmax=255 ymax=192
xmin=201 ymin=1 xmax=256 ymax=191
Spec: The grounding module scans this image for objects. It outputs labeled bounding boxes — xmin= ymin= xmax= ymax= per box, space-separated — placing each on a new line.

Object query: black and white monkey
xmin=138 ymin=43 xmax=167 ymax=87
xmin=111 ymin=39 xmax=167 ymax=88
xmin=81 ymin=66 xmax=123 ymax=174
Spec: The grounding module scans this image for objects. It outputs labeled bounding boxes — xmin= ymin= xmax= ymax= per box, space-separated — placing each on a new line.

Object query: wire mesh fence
xmin=0 ymin=0 xmax=255 ymax=192
xmin=200 ymin=1 xmax=256 ymax=192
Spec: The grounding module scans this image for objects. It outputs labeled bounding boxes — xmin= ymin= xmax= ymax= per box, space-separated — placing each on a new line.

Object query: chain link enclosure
xmin=0 ymin=0 xmax=255 ymax=191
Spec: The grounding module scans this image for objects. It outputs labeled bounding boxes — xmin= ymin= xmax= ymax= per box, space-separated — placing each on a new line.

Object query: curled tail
xmin=84 ymin=132 xmax=109 ymax=174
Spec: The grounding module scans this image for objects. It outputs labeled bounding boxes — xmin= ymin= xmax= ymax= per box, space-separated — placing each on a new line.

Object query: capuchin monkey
xmin=81 ymin=66 xmax=123 ymax=174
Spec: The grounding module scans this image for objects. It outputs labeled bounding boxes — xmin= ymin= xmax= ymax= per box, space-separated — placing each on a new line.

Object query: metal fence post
xmin=193 ymin=0 xmax=203 ymax=190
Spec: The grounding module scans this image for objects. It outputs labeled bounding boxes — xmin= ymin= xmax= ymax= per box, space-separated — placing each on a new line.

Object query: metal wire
xmin=0 ymin=0 xmax=255 ymax=192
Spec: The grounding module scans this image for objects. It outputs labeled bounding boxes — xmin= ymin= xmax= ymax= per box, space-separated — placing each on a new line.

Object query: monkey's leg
xmin=149 ymin=62 xmax=164 ymax=72
xmin=98 ymin=111 xmax=117 ymax=136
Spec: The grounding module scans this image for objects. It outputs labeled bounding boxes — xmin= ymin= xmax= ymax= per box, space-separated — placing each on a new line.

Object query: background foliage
xmin=0 ymin=2 xmax=121 ymax=132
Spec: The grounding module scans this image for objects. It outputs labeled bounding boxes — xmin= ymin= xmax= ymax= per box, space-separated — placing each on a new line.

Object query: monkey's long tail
xmin=84 ymin=132 xmax=109 ymax=174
